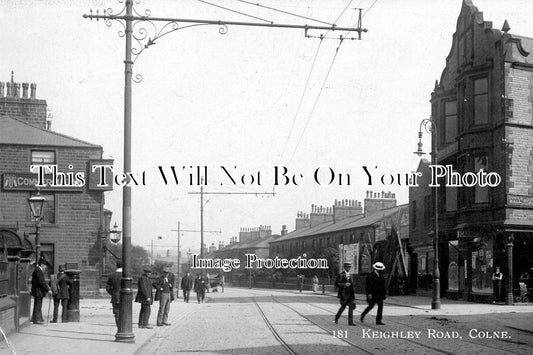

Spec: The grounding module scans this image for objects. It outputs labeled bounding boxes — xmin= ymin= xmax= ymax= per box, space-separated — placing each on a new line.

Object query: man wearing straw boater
xmin=360 ymin=261 xmax=387 ymax=325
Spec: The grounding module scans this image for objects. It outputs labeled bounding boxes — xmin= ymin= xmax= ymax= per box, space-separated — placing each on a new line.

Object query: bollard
xmin=65 ymin=269 xmax=81 ymax=322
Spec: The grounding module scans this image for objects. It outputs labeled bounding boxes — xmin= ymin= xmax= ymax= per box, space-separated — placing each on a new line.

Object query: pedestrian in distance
xmin=193 ymin=273 xmax=207 ymax=304
xmin=492 ymin=266 xmax=503 ymax=303
xmin=312 ymin=274 xmax=319 ymax=293
xmin=360 ymin=262 xmax=387 ymax=325
xmin=155 ymin=267 xmax=173 ymax=326
xmin=181 ymin=271 xmax=194 ymax=303
xmin=135 ymin=267 xmax=154 ymax=328
xmin=219 ymin=273 xmax=225 ymax=293
xmin=297 ymin=274 xmax=304 ymax=292
xmin=31 ymin=256 xmax=51 ymax=325
xmin=49 ymin=264 xmax=72 ymax=323
xmin=334 ymin=262 xmax=357 ymax=326
xmin=106 ymin=261 xmax=122 ymax=328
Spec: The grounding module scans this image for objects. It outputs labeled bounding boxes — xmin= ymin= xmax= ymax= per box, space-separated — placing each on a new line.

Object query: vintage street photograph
xmin=1 ymin=0 xmax=533 ymax=354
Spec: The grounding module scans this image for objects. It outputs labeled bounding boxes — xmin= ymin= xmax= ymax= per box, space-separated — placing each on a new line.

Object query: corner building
xmin=429 ymin=1 xmax=533 ymax=303
xmin=0 ymin=75 xmax=112 ymax=295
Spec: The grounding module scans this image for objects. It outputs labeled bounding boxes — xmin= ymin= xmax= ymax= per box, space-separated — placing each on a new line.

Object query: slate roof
xmin=0 ymin=114 xmax=101 ymax=148
xmin=271 ymin=204 xmax=408 ymax=243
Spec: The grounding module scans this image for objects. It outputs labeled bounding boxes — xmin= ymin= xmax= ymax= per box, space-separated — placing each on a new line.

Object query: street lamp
xmin=28 ymin=190 xmax=45 ymax=263
xmin=414 ymin=117 xmax=441 ymax=310
xmin=109 ymin=222 xmax=122 ymax=244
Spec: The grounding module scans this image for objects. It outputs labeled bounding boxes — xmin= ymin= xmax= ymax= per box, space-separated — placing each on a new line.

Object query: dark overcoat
xmin=56 ymin=272 xmax=73 ymax=299
xmin=181 ymin=275 xmax=194 ymax=290
xmin=31 ymin=266 xmax=50 ymax=298
xmin=135 ymin=275 xmax=153 ymax=305
xmin=335 ymin=271 xmax=357 ymax=305
xmin=106 ymin=269 xmax=122 ymax=304
xmin=365 ymin=271 xmax=387 ymax=301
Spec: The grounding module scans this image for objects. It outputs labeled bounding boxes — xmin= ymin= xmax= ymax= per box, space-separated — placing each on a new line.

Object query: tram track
xmin=297 ymin=296 xmax=531 ymax=355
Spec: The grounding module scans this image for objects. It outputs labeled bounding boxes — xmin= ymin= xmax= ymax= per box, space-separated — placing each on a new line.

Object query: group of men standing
xmin=106 ymin=263 xmax=213 ymax=330
xmin=30 ymin=257 xmax=73 ymax=325
xmin=334 ymin=261 xmax=387 ymax=326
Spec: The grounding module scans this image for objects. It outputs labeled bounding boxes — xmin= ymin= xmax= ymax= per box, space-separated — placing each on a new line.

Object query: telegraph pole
xmin=171 ymin=221 xmax=221 ymax=279
xmin=84 ymin=0 xmax=367 ymax=343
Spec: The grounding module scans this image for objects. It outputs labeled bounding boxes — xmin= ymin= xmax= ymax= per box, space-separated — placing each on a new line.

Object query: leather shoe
xmin=34 ymin=321 xmax=45 ymax=325
xmin=142 ymin=325 xmax=153 ymax=329
xmin=360 ymin=315 xmax=364 ymax=323
xmin=50 ymin=320 xmax=57 ymax=323
xmin=348 ymin=323 xmax=356 ymax=326
xmin=334 ymin=318 xmax=338 ymax=324
xmin=163 ymin=323 xmax=171 ymax=326
xmin=156 ymin=324 xmax=163 ymax=327
xmin=376 ymin=322 xmax=385 ymax=325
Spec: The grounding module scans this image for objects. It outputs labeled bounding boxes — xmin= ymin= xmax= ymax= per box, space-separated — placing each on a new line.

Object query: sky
xmin=1 ymin=0 xmax=532 ymax=257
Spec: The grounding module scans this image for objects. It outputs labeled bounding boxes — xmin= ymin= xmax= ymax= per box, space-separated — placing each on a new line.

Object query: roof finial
xmin=10 ymin=70 xmax=14 ymax=83
xmin=502 ymin=20 xmax=510 ymax=33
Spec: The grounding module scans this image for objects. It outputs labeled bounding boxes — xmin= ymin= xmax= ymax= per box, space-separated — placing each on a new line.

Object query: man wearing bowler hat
xmin=31 ymin=256 xmax=51 ymax=324
xmin=135 ymin=267 xmax=154 ymax=329
xmin=334 ymin=262 xmax=357 ymax=326
xmin=360 ymin=261 xmax=387 ymax=325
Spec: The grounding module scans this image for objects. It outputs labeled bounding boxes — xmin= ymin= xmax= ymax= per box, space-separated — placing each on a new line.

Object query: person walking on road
xmin=181 ymin=271 xmax=194 ymax=303
xmin=106 ymin=261 xmax=122 ymax=328
xmin=155 ymin=267 xmax=173 ymax=326
xmin=312 ymin=275 xmax=319 ymax=293
xmin=360 ymin=262 xmax=387 ymax=325
xmin=297 ymin=274 xmax=305 ymax=292
xmin=50 ymin=264 xmax=72 ymax=323
xmin=334 ymin=262 xmax=357 ymax=326
xmin=31 ymin=256 xmax=51 ymax=325
xmin=193 ymin=273 xmax=207 ymax=304
xmin=135 ymin=268 xmax=154 ymax=328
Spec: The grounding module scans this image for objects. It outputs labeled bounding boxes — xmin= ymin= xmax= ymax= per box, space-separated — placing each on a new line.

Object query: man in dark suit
xmin=50 ymin=264 xmax=72 ymax=323
xmin=334 ymin=262 xmax=357 ymax=326
xmin=135 ymin=268 xmax=153 ymax=328
xmin=106 ymin=261 xmax=122 ymax=328
xmin=154 ymin=268 xmax=173 ymax=326
xmin=360 ymin=262 xmax=387 ymax=325
xmin=31 ymin=257 xmax=51 ymax=324
xmin=181 ymin=271 xmax=193 ymax=303
xmin=193 ymin=273 xmax=207 ymax=304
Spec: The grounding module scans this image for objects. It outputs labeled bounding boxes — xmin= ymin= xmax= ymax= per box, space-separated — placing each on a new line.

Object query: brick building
xmin=270 ymin=192 xmax=409 ymax=293
xmin=0 ymin=74 xmax=113 ymax=296
xmin=412 ymin=0 xmax=533 ymax=303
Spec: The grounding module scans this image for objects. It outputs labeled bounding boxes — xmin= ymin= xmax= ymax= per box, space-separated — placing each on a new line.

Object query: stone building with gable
xmin=0 ymin=74 xmax=113 ymax=304
xmin=410 ymin=0 xmax=533 ymax=303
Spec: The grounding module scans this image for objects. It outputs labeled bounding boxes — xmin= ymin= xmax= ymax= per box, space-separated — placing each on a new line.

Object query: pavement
xmin=1 ymin=288 xmax=532 ymax=355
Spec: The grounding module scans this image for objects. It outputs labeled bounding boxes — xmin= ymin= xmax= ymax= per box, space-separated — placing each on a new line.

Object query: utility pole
xmin=171 ymin=220 xmax=222 ymax=279
xmin=84 ymin=0 xmax=367 ymax=344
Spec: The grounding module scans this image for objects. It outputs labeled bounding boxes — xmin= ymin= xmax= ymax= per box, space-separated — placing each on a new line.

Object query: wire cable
xmin=278 ymin=40 xmax=323 ymax=165
xmin=197 ymin=0 xmax=273 ymax=23
xmin=233 ymin=0 xmax=334 ymax=26
xmin=287 ymin=41 xmax=344 ymax=164
xmin=363 ymin=0 xmax=380 ymax=17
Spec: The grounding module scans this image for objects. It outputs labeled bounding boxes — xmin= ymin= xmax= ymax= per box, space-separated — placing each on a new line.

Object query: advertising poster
xmin=1 ymin=0 xmax=532 ymax=354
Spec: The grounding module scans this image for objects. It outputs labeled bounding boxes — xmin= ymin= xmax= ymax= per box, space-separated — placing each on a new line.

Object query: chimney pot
xmin=22 ymin=82 xmax=29 ymax=98
xmin=30 ymin=83 xmax=37 ymax=99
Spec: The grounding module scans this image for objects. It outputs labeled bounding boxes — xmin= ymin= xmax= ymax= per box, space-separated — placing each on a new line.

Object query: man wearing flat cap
xmin=135 ymin=268 xmax=154 ymax=328
xmin=334 ymin=262 xmax=357 ymax=326
xmin=154 ymin=267 xmax=173 ymax=326
xmin=361 ymin=262 xmax=387 ymax=325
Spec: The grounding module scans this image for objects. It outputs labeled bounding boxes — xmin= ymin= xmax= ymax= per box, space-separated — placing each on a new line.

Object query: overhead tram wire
xmin=277 ymin=41 xmax=324 ymax=166
xmin=277 ymin=1 xmax=356 ymax=164
xmin=197 ymin=0 xmax=273 ymax=23
xmin=363 ymin=0 xmax=380 ymax=17
xmin=287 ymin=41 xmax=343 ymax=165
xmin=233 ymin=0 xmax=334 ymax=26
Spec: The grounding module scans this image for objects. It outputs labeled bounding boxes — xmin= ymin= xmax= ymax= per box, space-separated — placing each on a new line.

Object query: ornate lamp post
xmin=84 ymin=0 xmax=366 ymax=342
xmin=414 ymin=118 xmax=441 ymax=310
xmin=28 ymin=190 xmax=46 ymax=263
